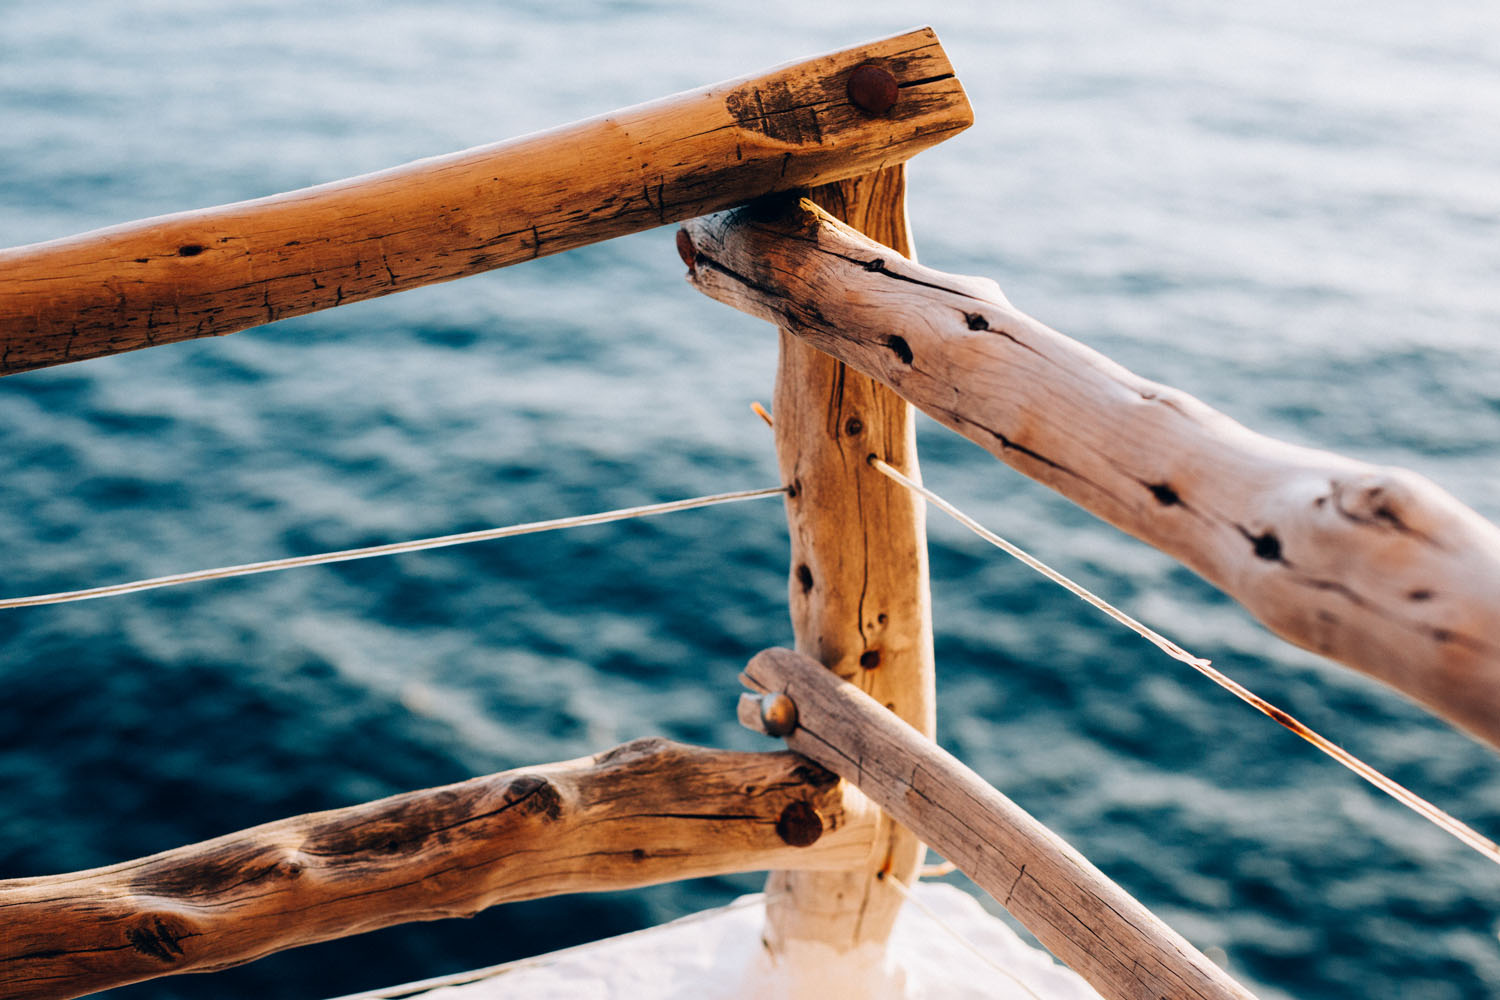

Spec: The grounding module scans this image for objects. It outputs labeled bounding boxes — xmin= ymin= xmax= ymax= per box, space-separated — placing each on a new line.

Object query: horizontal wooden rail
xmin=740 ymin=647 xmax=1258 ymax=1000
xmin=0 ymin=28 xmax=971 ymax=376
xmin=0 ymin=739 xmax=877 ymax=1000
xmin=684 ymin=198 xmax=1500 ymax=749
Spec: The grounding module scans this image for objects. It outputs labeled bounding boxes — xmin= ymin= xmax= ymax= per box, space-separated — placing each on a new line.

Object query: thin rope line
xmin=869 ymin=456 xmax=1500 ymax=867
xmin=886 ymin=875 xmax=1047 ymax=1000
xmin=0 ymin=486 xmax=787 ymax=611
xmin=324 ymin=892 xmax=779 ymax=1000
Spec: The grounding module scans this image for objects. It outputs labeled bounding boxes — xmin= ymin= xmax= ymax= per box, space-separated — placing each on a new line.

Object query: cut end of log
xmin=738 ymin=690 xmax=773 ymax=735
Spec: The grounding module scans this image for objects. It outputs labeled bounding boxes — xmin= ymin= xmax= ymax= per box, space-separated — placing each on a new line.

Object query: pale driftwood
xmin=0 ymin=29 xmax=971 ymax=376
xmin=761 ymin=166 xmax=937 ymax=957
xmin=0 ymin=739 xmax=877 ymax=1000
xmin=741 ymin=647 xmax=1259 ymax=1000
xmin=683 ymin=198 xmax=1500 ymax=748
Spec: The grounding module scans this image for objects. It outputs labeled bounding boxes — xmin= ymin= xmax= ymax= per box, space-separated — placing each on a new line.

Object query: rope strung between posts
xmin=0 ymin=486 xmax=787 ymax=611
xmin=325 ymin=892 xmax=783 ymax=1000
xmin=868 ymin=455 xmax=1500 ymax=867
xmin=886 ymin=872 xmax=1047 ymax=1000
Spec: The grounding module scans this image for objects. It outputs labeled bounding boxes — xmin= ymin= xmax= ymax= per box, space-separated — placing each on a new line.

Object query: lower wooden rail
xmin=0 ymin=739 xmax=877 ymax=1000
xmin=741 ymin=647 xmax=1259 ymax=1000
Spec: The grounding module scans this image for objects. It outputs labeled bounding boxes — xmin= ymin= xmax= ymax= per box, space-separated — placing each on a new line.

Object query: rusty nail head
xmin=760 ymin=691 xmax=798 ymax=737
xmin=848 ymin=64 xmax=899 ymax=116
xmin=776 ymin=800 xmax=823 ymax=847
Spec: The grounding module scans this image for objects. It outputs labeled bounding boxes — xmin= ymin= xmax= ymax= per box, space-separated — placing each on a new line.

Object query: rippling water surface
xmin=3 ymin=3 xmax=1500 ymax=998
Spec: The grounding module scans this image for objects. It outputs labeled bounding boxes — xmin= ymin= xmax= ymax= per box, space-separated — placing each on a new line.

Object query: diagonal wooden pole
xmin=682 ymin=195 xmax=1500 ymax=750
xmin=742 ymin=647 xmax=1260 ymax=1000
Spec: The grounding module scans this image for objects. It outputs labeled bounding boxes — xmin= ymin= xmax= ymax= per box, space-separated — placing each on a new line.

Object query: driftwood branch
xmin=0 ymin=739 xmax=877 ymax=1000
xmin=762 ymin=166 xmax=937 ymax=955
xmin=684 ymin=198 xmax=1500 ymax=748
xmin=0 ymin=28 xmax=971 ymax=375
xmin=741 ymin=647 xmax=1258 ymax=1000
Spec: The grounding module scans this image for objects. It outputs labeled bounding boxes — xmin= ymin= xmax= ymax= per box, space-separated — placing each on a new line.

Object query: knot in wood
xmin=128 ymin=917 xmax=188 ymax=963
xmin=775 ymin=800 xmax=823 ymax=847
xmin=506 ymin=774 xmax=563 ymax=821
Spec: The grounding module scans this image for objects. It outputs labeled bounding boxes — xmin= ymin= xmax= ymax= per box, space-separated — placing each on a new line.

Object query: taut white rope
xmin=886 ymin=874 xmax=1047 ymax=1000
xmin=0 ymin=486 xmax=787 ymax=611
xmin=869 ymin=456 xmax=1500 ymax=867
xmin=323 ymin=892 xmax=781 ymax=1000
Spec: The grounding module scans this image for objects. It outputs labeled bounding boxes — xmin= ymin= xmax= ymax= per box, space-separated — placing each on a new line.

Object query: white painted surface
xmin=332 ymin=883 xmax=1102 ymax=1000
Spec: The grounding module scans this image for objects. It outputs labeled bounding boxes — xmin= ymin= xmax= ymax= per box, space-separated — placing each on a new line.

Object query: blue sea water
xmin=2 ymin=2 xmax=1499 ymax=998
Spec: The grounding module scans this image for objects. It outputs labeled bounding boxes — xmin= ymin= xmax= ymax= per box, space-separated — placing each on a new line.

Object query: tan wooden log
xmin=741 ymin=647 xmax=1259 ymax=1000
xmin=682 ymin=197 xmax=1500 ymax=749
xmin=760 ymin=165 xmax=937 ymax=959
xmin=0 ymin=739 xmax=878 ymax=1000
xmin=0 ymin=28 xmax=971 ymax=376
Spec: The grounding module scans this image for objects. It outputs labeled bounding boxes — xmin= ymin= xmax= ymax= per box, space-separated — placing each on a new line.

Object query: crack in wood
xmin=695 ymin=253 xmax=784 ymax=303
xmin=895 ymin=73 xmax=957 ymax=89
xmin=988 ymin=427 xmax=1071 ymax=475
xmin=1005 ymin=864 xmax=1028 ymax=905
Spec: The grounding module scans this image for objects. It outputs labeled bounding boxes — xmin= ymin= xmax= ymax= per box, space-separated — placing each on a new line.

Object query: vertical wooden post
xmin=764 ymin=163 xmax=936 ymax=966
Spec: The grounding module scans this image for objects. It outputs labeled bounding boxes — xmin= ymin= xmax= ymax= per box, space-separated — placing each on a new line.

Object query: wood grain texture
xmin=683 ymin=198 xmax=1500 ymax=748
xmin=0 ymin=739 xmax=878 ymax=1000
xmin=0 ymin=28 xmax=971 ymax=376
xmin=759 ymin=166 xmax=937 ymax=956
xmin=742 ymin=647 xmax=1259 ymax=1000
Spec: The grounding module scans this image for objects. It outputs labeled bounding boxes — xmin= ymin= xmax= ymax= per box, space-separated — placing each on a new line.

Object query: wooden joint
xmin=742 ymin=647 xmax=1260 ymax=1000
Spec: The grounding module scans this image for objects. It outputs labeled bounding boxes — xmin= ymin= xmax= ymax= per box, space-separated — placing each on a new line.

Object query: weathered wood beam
xmin=0 ymin=28 xmax=971 ymax=376
xmin=683 ymin=198 xmax=1500 ymax=749
xmin=761 ymin=166 xmax=936 ymax=962
xmin=741 ymin=647 xmax=1259 ymax=1000
xmin=0 ymin=739 xmax=878 ymax=1000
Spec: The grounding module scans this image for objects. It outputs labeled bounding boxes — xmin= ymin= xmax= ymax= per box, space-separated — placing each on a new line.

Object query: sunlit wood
xmin=0 ymin=28 xmax=971 ymax=375
xmin=685 ymin=198 xmax=1500 ymax=748
xmin=761 ymin=165 xmax=936 ymax=959
xmin=0 ymin=739 xmax=878 ymax=1000
xmin=743 ymin=647 xmax=1259 ymax=1000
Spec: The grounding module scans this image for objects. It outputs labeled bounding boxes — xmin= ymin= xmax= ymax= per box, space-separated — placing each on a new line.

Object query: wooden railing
xmin=681 ymin=196 xmax=1500 ymax=750
xmin=1 ymin=28 xmax=978 ymax=1000
xmin=0 ymin=29 xmax=967 ymax=375
xmin=3 ymin=23 xmax=1497 ymax=1000
xmin=740 ymin=649 xmax=1255 ymax=1000
xmin=0 ymin=741 xmax=877 ymax=999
